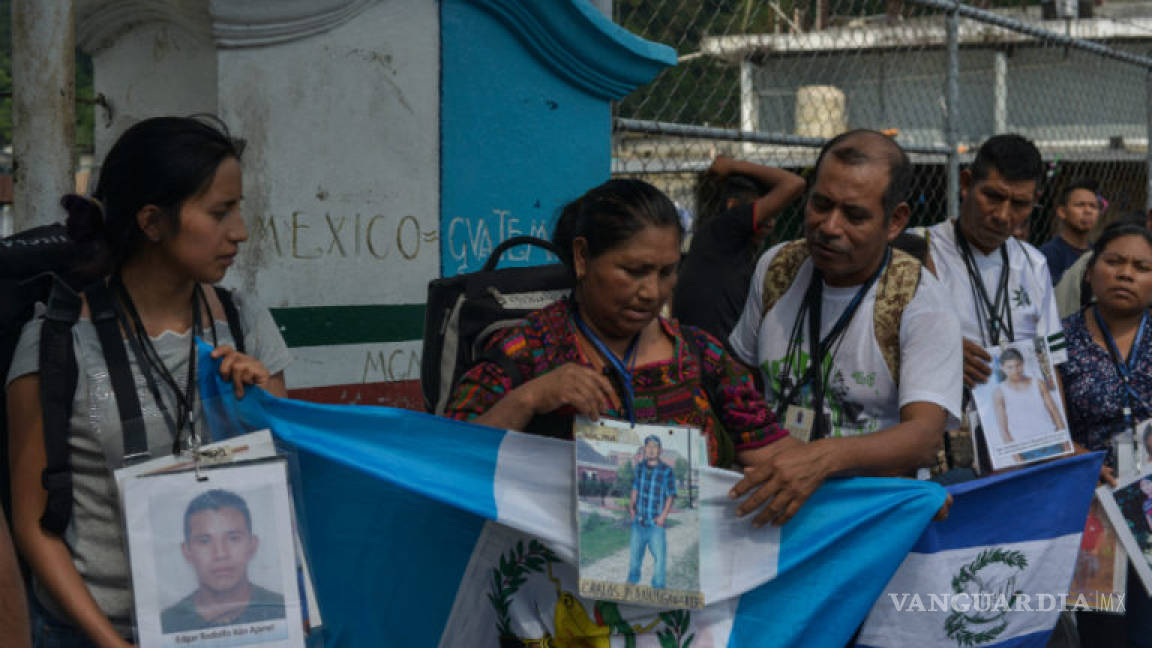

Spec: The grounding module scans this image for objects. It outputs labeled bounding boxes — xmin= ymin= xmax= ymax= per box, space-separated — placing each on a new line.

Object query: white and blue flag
xmin=198 ymin=344 xmax=946 ymax=647
xmin=858 ymin=452 xmax=1103 ymax=648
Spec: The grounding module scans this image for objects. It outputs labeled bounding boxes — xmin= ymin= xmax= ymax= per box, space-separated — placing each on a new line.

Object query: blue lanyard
xmin=820 ymin=246 xmax=889 ymax=347
xmin=1093 ymin=305 xmax=1147 ymax=427
xmin=571 ymin=306 xmax=640 ymax=425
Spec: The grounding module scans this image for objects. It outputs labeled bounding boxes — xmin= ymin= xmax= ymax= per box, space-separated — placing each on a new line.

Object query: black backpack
xmin=421 ymin=237 xmax=572 ymax=414
xmin=0 ymin=224 xmax=245 ymax=535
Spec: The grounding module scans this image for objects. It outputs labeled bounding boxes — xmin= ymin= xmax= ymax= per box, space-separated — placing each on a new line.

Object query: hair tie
xmin=61 ymin=193 xmax=107 ymax=242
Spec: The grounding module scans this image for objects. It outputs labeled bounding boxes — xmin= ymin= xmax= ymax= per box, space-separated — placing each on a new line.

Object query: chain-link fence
xmin=613 ymin=0 xmax=1152 ymax=246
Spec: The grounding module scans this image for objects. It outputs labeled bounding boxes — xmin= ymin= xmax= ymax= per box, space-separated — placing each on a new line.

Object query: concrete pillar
xmin=12 ymin=0 xmax=76 ymax=231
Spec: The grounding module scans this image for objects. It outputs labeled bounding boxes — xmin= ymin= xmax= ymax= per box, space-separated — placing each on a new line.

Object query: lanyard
xmin=775 ymin=247 xmax=890 ymax=438
xmin=112 ymin=276 xmax=216 ymax=455
xmin=571 ymin=305 xmax=640 ymax=426
xmin=1093 ymin=305 xmax=1147 ymax=431
xmin=954 ymin=220 xmax=1013 ymax=345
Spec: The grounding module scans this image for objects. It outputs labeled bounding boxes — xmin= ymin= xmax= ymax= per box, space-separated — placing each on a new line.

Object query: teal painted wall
xmin=440 ymin=0 xmax=675 ymax=276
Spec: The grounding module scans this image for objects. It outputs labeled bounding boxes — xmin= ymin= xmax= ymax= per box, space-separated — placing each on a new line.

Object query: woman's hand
xmin=517 ymin=363 xmax=617 ymax=420
xmin=210 ymin=345 xmax=271 ymax=399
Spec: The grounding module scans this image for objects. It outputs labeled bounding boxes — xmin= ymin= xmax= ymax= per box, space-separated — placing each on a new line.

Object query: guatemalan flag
xmin=857 ymin=452 xmax=1104 ymax=648
xmin=198 ymin=345 xmax=945 ymax=647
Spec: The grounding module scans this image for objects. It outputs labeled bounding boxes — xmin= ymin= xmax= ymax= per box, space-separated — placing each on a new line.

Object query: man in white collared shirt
xmin=924 ymin=134 xmax=1066 ymax=388
xmin=922 ymin=135 xmax=1066 ymax=474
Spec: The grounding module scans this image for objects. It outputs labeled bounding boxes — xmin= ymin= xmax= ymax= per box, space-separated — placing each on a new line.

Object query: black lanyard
xmin=571 ymin=304 xmax=640 ymax=425
xmin=954 ymin=220 xmax=1013 ymax=345
xmin=775 ymin=247 xmax=890 ymax=439
xmin=111 ymin=276 xmax=217 ymax=455
xmin=1093 ymin=305 xmax=1147 ymax=433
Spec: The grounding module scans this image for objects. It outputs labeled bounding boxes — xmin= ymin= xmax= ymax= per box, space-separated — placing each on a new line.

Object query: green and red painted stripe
xmin=271 ymin=304 xmax=427 ymax=410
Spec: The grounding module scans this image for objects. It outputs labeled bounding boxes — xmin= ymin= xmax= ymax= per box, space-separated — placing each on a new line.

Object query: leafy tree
xmin=615 ymin=460 xmax=636 ymax=497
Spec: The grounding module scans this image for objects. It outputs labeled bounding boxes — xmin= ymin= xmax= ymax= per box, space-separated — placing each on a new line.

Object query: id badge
xmin=1118 ymin=418 xmax=1152 ymax=479
xmin=784 ymin=405 xmax=816 ymax=443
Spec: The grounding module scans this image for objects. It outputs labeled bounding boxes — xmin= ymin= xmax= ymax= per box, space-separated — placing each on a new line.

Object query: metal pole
xmin=12 ymin=0 xmax=76 ymax=231
xmin=993 ymin=51 xmax=1007 ymax=134
xmin=614 ymin=118 xmax=953 ymax=156
xmin=908 ymin=0 xmax=1152 ymax=68
xmin=946 ymin=1 xmax=960 ymax=223
xmin=1147 ymin=53 xmax=1152 ymax=214
xmin=739 ymin=59 xmax=759 ymax=156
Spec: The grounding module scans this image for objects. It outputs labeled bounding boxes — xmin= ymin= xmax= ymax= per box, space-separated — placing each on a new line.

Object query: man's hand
xmin=962 ymin=338 xmax=992 ymax=389
xmin=629 ymin=506 xmax=636 ymax=521
xmin=730 ymin=436 xmax=838 ymax=527
xmin=655 ymin=514 xmax=667 ymax=527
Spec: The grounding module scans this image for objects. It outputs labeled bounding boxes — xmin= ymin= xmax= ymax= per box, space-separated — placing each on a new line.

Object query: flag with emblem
xmin=197 ymin=344 xmax=946 ymax=647
xmin=857 ymin=452 xmax=1104 ymax=648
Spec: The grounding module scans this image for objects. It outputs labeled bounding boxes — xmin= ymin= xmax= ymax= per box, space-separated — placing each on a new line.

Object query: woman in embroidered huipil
xmin=444 ymin=179 xmax=792 ymax=483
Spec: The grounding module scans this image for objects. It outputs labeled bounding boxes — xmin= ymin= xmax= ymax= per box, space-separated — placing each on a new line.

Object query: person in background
xmin=1040 ymin=178 xmax=1101 ymax=285
xmin=673 ymin=156 xmax=805 ymax=343
xmin=1055 ymin=210 xmax=1152 ymax=318
xmin=1058 ymin=220 xmax=1152 ymax=647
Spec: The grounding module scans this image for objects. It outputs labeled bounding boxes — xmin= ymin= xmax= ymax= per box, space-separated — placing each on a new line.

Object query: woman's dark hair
xmin=1081 ymin=218 xmax=1152 ymax=310
xmin=999 ymin=348 xmax=1024 ymax=364
xmin=1086 ymin=218 xmax=1152 ymax=271
xmin=63 ymin=115 xmax=244 ymax=275
xmin=551 ymin=178 xmax=682 ymax=271
xmin=995 ymin=347 xmax=1026 ymax=382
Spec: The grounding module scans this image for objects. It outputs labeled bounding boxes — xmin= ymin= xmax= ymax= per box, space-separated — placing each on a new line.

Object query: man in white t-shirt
xmin=923 ymin=134 xmax=1066 ymax=386
xmin=727 ymin=130 xmax=962 ymax=526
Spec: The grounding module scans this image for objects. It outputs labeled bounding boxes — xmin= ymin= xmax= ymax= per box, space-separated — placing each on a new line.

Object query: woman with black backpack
xmin=7 ymin=116 xmax=290 ymax=647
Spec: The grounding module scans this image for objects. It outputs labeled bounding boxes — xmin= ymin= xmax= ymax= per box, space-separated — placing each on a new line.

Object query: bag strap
xmin=482 ymin=237 xmax=563 ymax=272
xmin=38 ymin=278 xmax=81 ymax=535
xmin=759 ymin=240 xmax=920 ymax=384
xmin=760 ymin=240 xmax=811 ymax=316
xmin=871 ymin=248 xmax=922 ymax=382
xmin=213 ymin=286 xmax=246 ymax=354
xmin=83 ymin=282 xmax=148 ymax=462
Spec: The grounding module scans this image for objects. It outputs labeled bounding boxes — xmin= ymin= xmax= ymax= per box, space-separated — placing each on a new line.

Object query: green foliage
xmin=616 ymin=460 xmax=636 ymax=491
xmin=656 ymin=609 xmax=695 ymax=648
xmin=487 ymin=538 xmax=561 ymax=639
xmin=577 ymin=511 xmax=631 ymax=564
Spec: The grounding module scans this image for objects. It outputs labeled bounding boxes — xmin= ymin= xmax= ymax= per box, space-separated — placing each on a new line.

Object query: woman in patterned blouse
xmin=444 ymin=179 xmax=794 ymax=491
xmin=1059 ymin=219 xmax=1152 ymax=647
xmin=1061 ymin=220 xmax=1152 ymax=481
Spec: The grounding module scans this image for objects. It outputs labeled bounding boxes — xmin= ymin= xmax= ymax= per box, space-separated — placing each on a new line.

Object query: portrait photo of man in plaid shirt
xmin=627 ymin=435 xmax=677 ymax=589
